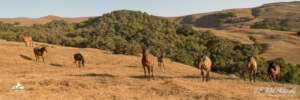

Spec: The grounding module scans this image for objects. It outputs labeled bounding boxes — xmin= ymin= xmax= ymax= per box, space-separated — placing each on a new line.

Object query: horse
xmin=197 ymin=54 xmax=212 ymax=82
xmin=141 ymin=46 xmax=155 ymax=79
xmin=74 ymin=53 xmax=85 ymax=68
xmin=19 ymin=34 xmax=33 ymax=47
xmin=157 ymin=52 xmax=165 ymax=72
xmin=33 ymin=47 xmax=47 ymax=63
xmin=268 ymin=62 xmax=280 ymax=81
xmin=242 ymin=56 xmax=257 ymax=82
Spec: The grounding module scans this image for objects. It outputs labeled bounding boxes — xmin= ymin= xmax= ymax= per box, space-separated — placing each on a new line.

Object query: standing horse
xmin=33 ymin=47 xmax=47 ymax=63
xmin=74 ymin=53 xmax=85 ymax=68
xmin=19 ymin=34 xmax=33 ymax=47
xmin=242 ymin=56 xmax=257 ymax=82
xmin=197 ymin=54 xmax=212 ymax=82
xmin=268 ymin=62 xmax=280 ymax=81
xmin=157 ymin=52 xmax=165 ymax=72
xmin=142 ymin=46 xmax=155 ymax=79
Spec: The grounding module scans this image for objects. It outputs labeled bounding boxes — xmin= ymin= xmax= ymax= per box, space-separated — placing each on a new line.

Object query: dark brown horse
xmin=197 ymin=54 xmax=212 ymax=82
xmin=242 ymin=56 xmax=257 ymax=82
xmin=157 ymin=52 xmax=165 ymax=72
xmin=142 ymin=46 xmax=155 ymax=79
xmin=268 ymin=62 xmax=280 ymax=81
xmin=74 ymin=53 xmax=85 ymax=68
xmin=33 ymin=47 xmax=47 ymax=63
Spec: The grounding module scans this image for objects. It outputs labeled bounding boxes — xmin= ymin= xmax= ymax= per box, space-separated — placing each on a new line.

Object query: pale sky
xmin=0 ymin=0 xmax=298 ymax=18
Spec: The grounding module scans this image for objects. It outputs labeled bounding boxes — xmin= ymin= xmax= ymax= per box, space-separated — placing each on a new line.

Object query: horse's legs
xmin=206 ymin=71 xmax=210 ymax=82
xmin=147 ymin=66 xmax=151 ymax=80
xmin=162 ymin=62 xmax=165 ymax=72
xmin=249 ymin=73 xmax=252 ymax=82
xmin=253 ymin=73 xmax=256 ymax=82
xmin=200 ymin=69 xmax=204 ymax=82
xmin=143 ymin=66 xmax=147 ymax=79
xmin=81 ymin=60 xmax=84 ymax=68
xmin=35 ymin=55 xmax=38 ymax=62
xmin=42 ymin=56 xmax=45 ymax=63
xmin=151 ymin=66 xmax=154 ymax=79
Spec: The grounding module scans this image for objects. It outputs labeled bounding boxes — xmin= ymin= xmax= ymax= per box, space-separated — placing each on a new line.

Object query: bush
xmin=251 ymin=19 xmax=291 ymax=31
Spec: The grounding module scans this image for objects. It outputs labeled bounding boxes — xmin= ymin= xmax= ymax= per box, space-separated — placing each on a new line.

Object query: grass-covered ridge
xmin=0 ymin=10 xmax=299 ymax=84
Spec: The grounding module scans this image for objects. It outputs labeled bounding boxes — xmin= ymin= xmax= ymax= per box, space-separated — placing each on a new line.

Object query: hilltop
xmin=0 ymin=15 xmax=90 ymax=26
xmin=0 ymin=39 xmax=299 ymax=100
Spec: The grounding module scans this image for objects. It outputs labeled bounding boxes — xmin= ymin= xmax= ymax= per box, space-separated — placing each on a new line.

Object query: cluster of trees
xmin=0 ymin=10 xmax=298 ymax=84
xmin=251 ymin=19 xmax=291 ymax=31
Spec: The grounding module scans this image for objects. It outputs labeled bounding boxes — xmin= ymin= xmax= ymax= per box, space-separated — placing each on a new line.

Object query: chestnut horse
xmin=243 ymin=56 xmax=257 ymax=82
xmin=142 ymin=46 xmax=155 ymax=79
xmin=74 ymin=53 xmax=85 ymax=68
xmin=33 ymin=47 xmax=47 ymax=63
xmin=268 ymin=62 xmax=280 ymax=81
xmin=19 ymin=34 xmax=33 ymax=47
xmin=198 ymin=54 xmax=212 ymax=82
xmin=157 ymin=52 xmax=165 ymax=72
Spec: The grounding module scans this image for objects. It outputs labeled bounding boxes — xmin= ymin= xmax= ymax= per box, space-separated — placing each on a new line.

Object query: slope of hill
xmin=166 ymin=1 xmax=300 ymax=64
xmin=0 ymin=39 xmax=299 ymax=100
xmin=0 ymin=15 xmax=90 ymax=26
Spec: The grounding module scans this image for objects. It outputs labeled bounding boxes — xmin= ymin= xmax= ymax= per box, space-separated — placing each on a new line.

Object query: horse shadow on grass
xmin=50 ymin=63 xmax=63 ymax=67
xmin=129 ymin=75 xmax=174 ymax=79
xmin=178 ymin=75 xmax=236 ymax=80
xmin=20 ymin=54 xmax=32 ymax=61
xmin=69 ymin=73 xmax=115 ymax=78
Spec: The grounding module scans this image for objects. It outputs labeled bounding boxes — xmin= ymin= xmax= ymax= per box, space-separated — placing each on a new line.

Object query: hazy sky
xmin=0 ymin=0 xmax=298 ymax=18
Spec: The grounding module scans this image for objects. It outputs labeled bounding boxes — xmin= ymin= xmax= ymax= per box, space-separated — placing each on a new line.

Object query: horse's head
xmin=198 ymin=55 xmax=206 ymax=67
xmin=142 ymin=46 xmax=149 ymax=54
xmin=41 ymin=47 xmax=47 ymax=53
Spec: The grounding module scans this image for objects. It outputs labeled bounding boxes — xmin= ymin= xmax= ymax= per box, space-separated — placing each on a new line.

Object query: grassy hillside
xmin=166 ymin=1 xmax=300 ymax=65
xmin=169 ymin=1 xmax=300 ymax=31
xmin=0 ymin=39 xmax=299 ymax=100
xmin=0 ymin=15 xmax=89 ymax=26
xmin=0 ymin=10 xmax=299 ymax=84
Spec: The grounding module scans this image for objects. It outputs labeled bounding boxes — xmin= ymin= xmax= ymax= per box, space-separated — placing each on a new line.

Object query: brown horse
xmin=74 ymin=53 xmax=85 ymax=68
xmin=198 ymin=54 xmax=212 ymax=82
xmin=19 ymin=34 xmax=33 ymax=47
xmin=33 ymin=47 xmax=47 ymax=63
xmin=157 ymin=52 xmax=165 ymax=72
xmin=243 ymin=56 xmax=257 ymax=82
xmin=268 ymin=62 xmax=280 ymax=81
xmin=142 ymin=46 xmax=155 ymax=79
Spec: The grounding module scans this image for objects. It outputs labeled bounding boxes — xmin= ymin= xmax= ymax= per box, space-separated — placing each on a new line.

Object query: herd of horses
xmin=18 ymin=34 xmax=281 ymax=82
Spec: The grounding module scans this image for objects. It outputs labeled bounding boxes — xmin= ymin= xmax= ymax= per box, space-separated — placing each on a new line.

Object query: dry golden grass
xmin=0 ymin=40 xmax=299 ymax=100
xmin=0 ymin=15 xmax=90 ymax=26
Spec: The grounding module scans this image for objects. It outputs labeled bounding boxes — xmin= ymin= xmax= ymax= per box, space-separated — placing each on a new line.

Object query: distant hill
xmin=168 ymin=1 xmax=300 ymax=31
xmin=166 ymin=1 xmax=300 ymax=64
xmin=0 ymin=15 xmax=90 ymax=26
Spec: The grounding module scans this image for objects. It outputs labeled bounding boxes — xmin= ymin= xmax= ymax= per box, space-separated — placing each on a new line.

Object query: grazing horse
xmin=33 ymin=47 xmax=47 ymax=63
xmin=197 ymin=54 xmax=212 ymax=82
xmin=268 ymin=62 xmax=280 ymax=81
xmin=74 ymin=53 xmax=85 ymax=68
xmin=243 ymin=56 xmax=257 ymax=82
xmin=19 ymin=34 xmax=33 ymax=47
xmin=157 ymin=52 xmax=165 ymax=72
xmin=142 ymin=46 xmax=155 ymax=79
